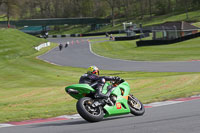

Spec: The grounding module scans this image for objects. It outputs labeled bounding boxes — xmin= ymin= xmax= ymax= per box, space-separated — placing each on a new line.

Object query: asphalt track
xmin=38 ymin=37 xmax=200 ymax=72
xmin=1 ymin=99 xmax=200 ymax=133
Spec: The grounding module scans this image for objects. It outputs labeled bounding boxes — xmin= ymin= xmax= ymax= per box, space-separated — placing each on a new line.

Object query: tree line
xmin=0 ymin=0 xmax=200 ymax=26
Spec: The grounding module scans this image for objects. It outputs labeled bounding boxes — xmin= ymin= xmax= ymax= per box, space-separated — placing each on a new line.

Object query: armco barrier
xmin=115 ymin=35 xmax=140 ymax=41
xmin=136 ymin=32 xmax=200 ymax=47
xmin=37 ymin=34 xmax=71 ymax=38
xmin=70 ymin=34 xmax=81 ymax=37
xmin=35 ymin=42 xmax=50 ymax=51
xmin=80 ymin=30 xmax=125 ymax=37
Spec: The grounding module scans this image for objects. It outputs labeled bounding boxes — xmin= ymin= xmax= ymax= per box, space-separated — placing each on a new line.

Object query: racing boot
xmin=94 ymin=85 xmax=115 ymax=106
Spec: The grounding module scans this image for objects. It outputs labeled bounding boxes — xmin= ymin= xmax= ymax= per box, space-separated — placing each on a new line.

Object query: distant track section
xmin=38 ymin=37 xmax=200 ymax=72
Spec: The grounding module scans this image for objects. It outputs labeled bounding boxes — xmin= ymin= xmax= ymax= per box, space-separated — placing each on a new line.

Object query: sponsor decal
xmin=116 ymin=103 xmax=121 ymax=109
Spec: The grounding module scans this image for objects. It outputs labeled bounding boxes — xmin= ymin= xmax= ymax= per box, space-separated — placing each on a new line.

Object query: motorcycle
xmin=65 ymin=78 xmax=145 ymax=122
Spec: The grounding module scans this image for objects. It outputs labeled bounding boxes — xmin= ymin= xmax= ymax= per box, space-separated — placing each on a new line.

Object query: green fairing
xmin=65 ymin=84 xmax=95 ymax=99
xmin=103 ymin=82 xmax=131 ymax=117
xmin=104 ymin=97 xmax=130 ymax=117
xmin=103 ymin=82 xmax=130 ymax=95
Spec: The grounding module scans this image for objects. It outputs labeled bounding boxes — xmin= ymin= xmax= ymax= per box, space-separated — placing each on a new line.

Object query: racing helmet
xmin=87 ymin=65 xmax=99 ymax=75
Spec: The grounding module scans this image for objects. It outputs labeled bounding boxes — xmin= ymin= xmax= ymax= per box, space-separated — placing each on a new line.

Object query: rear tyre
xmin=128 ymin=95 xmax=145 ymax=116
xmin=76 ymin=97 xmax=104 ymax=122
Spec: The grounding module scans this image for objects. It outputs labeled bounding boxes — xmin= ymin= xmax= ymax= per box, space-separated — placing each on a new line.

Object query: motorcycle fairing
xmin=103 ymin=82 xmax=131 ymax=117
xmin=65 ymin=84 xmax=95 ymax=99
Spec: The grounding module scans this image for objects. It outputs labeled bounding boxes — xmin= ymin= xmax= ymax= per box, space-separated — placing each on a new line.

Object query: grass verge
xmin=91 ymin=37 xmax=200 ymax=61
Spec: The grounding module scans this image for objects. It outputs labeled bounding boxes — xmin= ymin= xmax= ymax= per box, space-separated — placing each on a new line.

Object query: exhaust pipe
xmin=66 ymin=88 xmax=79 ymax=94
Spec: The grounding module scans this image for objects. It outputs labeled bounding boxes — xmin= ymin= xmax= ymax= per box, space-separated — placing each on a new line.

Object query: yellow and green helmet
xmin=87 ymin=65 xmax=99 ymax=75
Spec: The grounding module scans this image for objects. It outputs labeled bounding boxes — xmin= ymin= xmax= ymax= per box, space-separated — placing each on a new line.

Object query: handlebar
xmin=111 ymin=78 xmax=125 ymax=86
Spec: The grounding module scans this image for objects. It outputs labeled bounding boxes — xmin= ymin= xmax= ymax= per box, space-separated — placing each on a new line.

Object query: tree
xmin=149 ymin=0 xmax=152 ymax=18
xmin=0 ymin=0 xmax=3 ymax=6
xmin=92 ymin=0 xmax=107 ymax=17
xmin=192 ymin=0 xmax=200 ymax=10
xmin=184 ymin=0 xmax=189 ymax=19
xmin=121 ymin=0 xmax=132 ymax=21
xmin=1 ymin=0 xmax=200 ymax=29
xmin=139 ymin=0 xmax=144 ymax=19
xmin=167 ymin=0 xmax=171 ymax=12
xmin=79 ymin=0 xmax=94 ymax=17
xmin=154 ymin=0 xmax=167 ymax=15
xmin=1 ymin=0 xmax=22 ymax=27
xmin=105 ymin=0 xmax=116 ymax=26
xmin=52 ymin=0 xmax=61 ymax=18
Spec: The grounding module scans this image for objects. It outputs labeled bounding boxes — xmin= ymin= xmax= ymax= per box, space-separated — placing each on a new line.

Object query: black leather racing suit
xmin=79 ymin=73 xmax=117 ymax=98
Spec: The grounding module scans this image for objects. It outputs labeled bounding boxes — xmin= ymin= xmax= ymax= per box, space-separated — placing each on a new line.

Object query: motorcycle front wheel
xmin=128 ymin=94 xmax=145 ymax=116
xmin=76 ymin=97 xmax=104 ymax=122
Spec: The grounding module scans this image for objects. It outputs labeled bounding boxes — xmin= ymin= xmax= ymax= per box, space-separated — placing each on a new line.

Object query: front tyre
xmin=76 ymin=97 xmax=104 ymax=122
xmin=128 ymin=95 xmax=145 ymax=116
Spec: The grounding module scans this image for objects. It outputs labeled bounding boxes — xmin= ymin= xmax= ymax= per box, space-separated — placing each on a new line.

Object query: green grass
xmin=0 ymin=28 xmax=84 ymax=122
xmin=91 ymin=37 xmax=200 ymax=61
xmin=0 ymin=28 xmax=46 ymax=61
xmin=0 ymin=28 xmax=200 ymax=123
xmin=193 ymin=22 xmax=200 ymax=28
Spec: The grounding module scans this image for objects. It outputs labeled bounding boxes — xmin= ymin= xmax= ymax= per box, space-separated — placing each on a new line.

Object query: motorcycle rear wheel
xmin=128 ymin=95 xmax=145 ymax=116
xmin=76 ymin=97 xmax=104 ymax=122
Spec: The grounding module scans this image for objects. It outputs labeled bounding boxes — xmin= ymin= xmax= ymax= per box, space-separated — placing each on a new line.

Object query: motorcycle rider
xmin=79 ymin=65 xmax=121 ymax=99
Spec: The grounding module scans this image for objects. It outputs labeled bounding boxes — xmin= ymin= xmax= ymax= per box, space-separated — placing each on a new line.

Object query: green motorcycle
xmin=65 ymin=78 xmax=145 ymax=122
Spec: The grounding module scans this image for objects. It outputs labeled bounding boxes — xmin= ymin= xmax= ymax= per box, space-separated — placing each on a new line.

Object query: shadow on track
xmin=103 ymin=114 xmax=135 ymax=121
xmin=30 ymin=115 xmax=135 ymax=128
xmin=30 ymin=120 xmax=88 ymax=128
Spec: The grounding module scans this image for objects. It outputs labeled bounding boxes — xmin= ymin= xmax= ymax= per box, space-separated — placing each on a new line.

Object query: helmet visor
xmin=93 ymin=70 xmax=99 ymax=75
